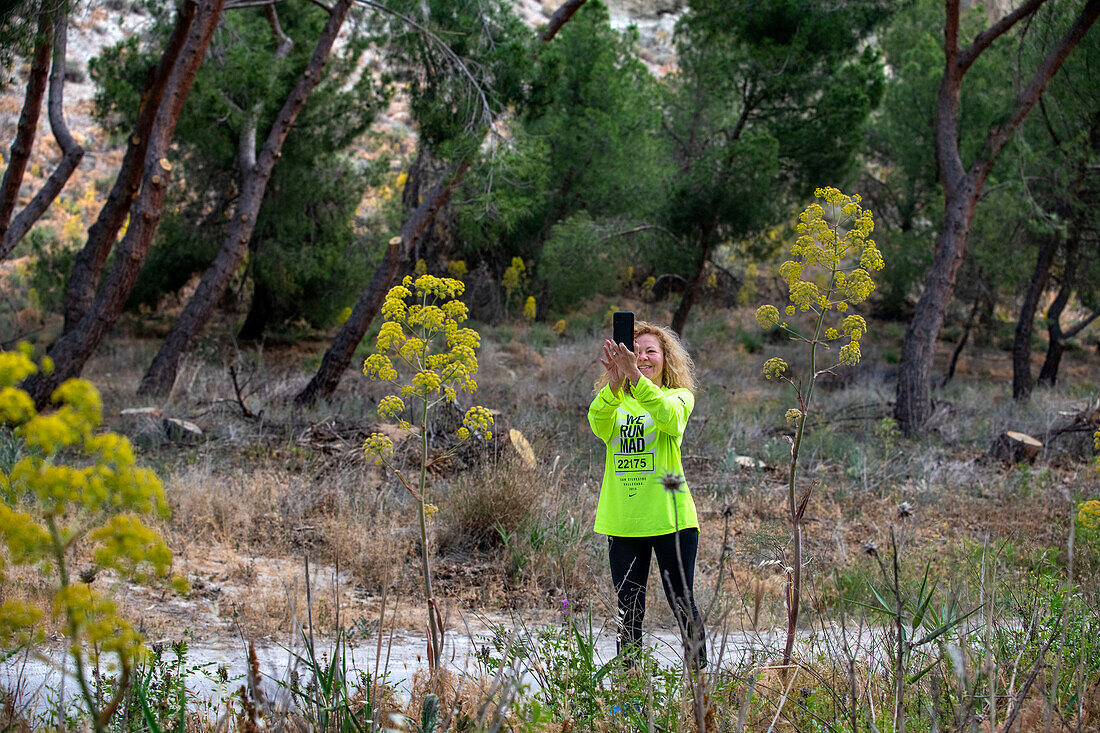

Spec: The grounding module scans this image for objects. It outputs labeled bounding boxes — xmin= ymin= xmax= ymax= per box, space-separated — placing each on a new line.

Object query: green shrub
xmin=736 ymin=326 xmax=764 ymax=353
xmin=26 ymin=227 xmax=77 ymax=313
xmin=538 ymin=212 xmax=626 ymax=311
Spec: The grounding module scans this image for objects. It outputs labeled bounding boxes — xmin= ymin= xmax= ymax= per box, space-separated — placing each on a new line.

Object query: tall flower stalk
xmin=363 ymin=274 xmax=493 ymax=674
xmin=0 ymin=346 xmax=184 ymax=732
xmin=755 ymin=187 xmax=884 ymax=667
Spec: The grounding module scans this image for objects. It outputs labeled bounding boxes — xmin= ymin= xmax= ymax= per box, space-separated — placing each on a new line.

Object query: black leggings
xmin=608 ymin=529 xmax=706 ymax=667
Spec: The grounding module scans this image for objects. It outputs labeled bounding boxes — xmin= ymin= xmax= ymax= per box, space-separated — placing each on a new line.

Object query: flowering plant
xmin=362 ymin=273 xmax=493 ymax=672
xmin=0 ymin=346 xmax=183 ymax=729
xmin=755 ymin=187 xmax=884 ymax=666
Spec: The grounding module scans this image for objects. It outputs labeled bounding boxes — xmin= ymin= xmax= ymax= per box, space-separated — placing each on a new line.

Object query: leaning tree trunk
xmin=0 ymin=11 xmax=84 ymax=258
xmin=293 ymin=161 xmax=470 ymax=407
xmin=670 ymin=229 xmax=712 ymax=336
xmin=896 ymin=189 xmax=981 ymax=431
xmin=22 ymin=0 xmax=226 ymax=407
xmin=1012 ymin=236 xmax=1058 ymax=399
xmin=137 ymin=0 xmax=351 ymax=399
xmin=943 ymin=279 xmax=983 ymax=386
xmin=0 ymin=10 xmax=51 ymax=258
xmin=292 ymin=0 xmax=590 ymax=407
xmin=62 ymin=0 xmax=198 ymax=334
xmin=895 ymin=0 xmax=1100 ymax=436
xmin=542 ymin=0 xmax=587 ymax=40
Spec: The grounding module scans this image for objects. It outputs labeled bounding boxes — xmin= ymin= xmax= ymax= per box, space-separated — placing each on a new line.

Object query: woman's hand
xmin=600 ymin=339 xmax=627 ymax=395
xmin=607 ymin=339 xmax=642 ymax=387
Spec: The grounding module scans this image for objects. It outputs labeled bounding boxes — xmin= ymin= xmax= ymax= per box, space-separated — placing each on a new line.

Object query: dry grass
xmin=438 ymin=452 xmax=543 ymax=552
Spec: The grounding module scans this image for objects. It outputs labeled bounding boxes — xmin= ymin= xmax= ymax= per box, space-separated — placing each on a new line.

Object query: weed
xmin=438 ymin=452 xmax=541 ymax=553
xmin=734 ymin=327 xmax=763 ymax=354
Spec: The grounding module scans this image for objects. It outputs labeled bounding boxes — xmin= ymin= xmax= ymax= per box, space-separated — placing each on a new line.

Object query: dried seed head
xmin=863 ymin=541 xmax=879 ymax=556
xmin=897 ymin=501 xmax=914 ymax=520
xmin=660 ymin=473 xmax=685 ymax=493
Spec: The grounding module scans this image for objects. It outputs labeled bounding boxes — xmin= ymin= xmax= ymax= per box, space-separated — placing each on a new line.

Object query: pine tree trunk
xmin=23 ymin=0 xmax=226 ymax=407
xmin=542 ymin=0 xmax=587 ymax=41
xmin=943 ymin=286 xmax=981 ymax=386
xmin=894 ymin=0 xmax=1099 ymax=435
xmin=896 ymin=191 xmax=978 ymax=432
xmin=1012 ymin=236 xmax=1058 ymax=400
xmin=137 ymin=0 xmax=351 ymax=399
xmin=62 ymin=0 xmax=198 ymax=333
xmin=1 ymin=11 xmax=84 ymax=257
xmin=293 ymin=161 xmax=469 ymax=407
xmin=1037 ymin=309 xmax=1066 ymax=387
xmin=1037 ymin=266 xmax=1072 ymax=388
xmin=237 ymin=277 xmax=271 ymax=342
xmin=0 ymin=11 xmax=51 ymax=257
xmin=670 ymin=231 xmax=711 ymax=336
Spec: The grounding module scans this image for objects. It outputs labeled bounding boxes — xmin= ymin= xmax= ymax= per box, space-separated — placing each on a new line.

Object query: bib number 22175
xmin=614 ymin=452 xmax=654 ymax=474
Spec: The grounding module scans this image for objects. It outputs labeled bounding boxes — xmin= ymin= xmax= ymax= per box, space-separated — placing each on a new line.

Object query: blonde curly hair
xmin=594 ymin=320 xmax=697 ymax=393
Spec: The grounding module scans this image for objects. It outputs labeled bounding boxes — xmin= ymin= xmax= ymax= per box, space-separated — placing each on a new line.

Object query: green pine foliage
xmin=864 ymin=0 xmax=1016 ymax=317
xmin=89 ymin=1 xmax=392 ymax=335
xmin=455 ymin=0 xmax=672 ymax=306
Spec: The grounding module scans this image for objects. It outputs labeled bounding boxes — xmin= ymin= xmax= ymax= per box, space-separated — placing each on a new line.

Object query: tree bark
xmin=988 ymin=431 xmax=1043 ymax=464
xmin=0 ymin=11 xmax=84 ymax=258
xmin=894 ymin=0 xmax=1100 ymax=435
xmin=237 ymin=276 xmax=272 ymax=342
xmin=137 ymin=0 xmax=351 ymax=399
xmin=1012 ymin=236 xmax=1058 ymax=399
xmin=542 ymin=0 xmax=587 ymax=41
xmin=0 ymin=10 xmax=51 ymax=256
xmin=670 ymin=229 xmax=712 ymax=336
xmin=943 ymin=279 xmax=983 ymax=386
xmin=1036 ymin=237 xmax=1100 ymax=387
xmin=292 ymin=160 xmax=470 ymax=407
xmin=1037 ymin=280 xmax=1068 ymax=387
xmin=62 ymin=0 xmax=198 ymax=334
xmin=22 ymin=0 xmax=226 ymax=407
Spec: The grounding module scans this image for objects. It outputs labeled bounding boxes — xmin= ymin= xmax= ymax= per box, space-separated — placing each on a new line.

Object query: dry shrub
xmin=168 ymin=465 xmax=295 ymax=549
xmin=168 ymin=454 xmax=419 ymax=594
xmin=0 ymin=687 xmax=32 ymax=733
xmin=438 ymin=452 xmax=542 ymax=552
xmin=723 ymin=568 xmax=786 ymax=631
xmin=405 ymin=668 xmax=513 ymax=731
xmin=323 ymin=516 xmax=415 ymax=594
xmin=501 ymin=340 xmax=545 ymax=370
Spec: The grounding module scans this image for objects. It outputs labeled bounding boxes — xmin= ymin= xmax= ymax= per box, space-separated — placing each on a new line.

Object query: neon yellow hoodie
xmin=587 ymin=376 xmax=698 ymax=536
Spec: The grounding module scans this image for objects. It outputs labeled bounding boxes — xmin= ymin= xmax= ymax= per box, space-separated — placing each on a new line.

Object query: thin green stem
xmin=892 ymin=527 xmax=905 ymax=733
xmin=414 ymin=322 xmax=443 ymax=679
xmin=781 ymin=266 xmax=833 ymax=668
xmin=47 ymin=515 xmax=103 ymax=729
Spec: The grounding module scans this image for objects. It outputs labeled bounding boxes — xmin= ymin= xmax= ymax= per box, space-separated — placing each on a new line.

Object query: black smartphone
xmin=613 ymin=311 xmax=634 ymax=350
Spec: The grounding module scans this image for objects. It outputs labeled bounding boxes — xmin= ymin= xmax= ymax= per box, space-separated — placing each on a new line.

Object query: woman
xmin=588 ymin=321 xmax=706 ymax=670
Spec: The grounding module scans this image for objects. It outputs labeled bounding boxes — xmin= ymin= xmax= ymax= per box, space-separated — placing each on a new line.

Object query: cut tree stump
xmin=988 ymin=431 xmax=1043 ymax=464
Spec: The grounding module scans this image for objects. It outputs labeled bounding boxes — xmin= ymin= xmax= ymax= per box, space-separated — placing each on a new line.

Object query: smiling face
xmin=634 ymin=333 xmax=665 ymax=386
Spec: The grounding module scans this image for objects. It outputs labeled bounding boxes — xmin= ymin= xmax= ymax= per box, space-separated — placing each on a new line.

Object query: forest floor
xmin=6 ymin=308 xmax=1099 ymax=649
xmin=1 ymin=305 xmax=1099 ymax=729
